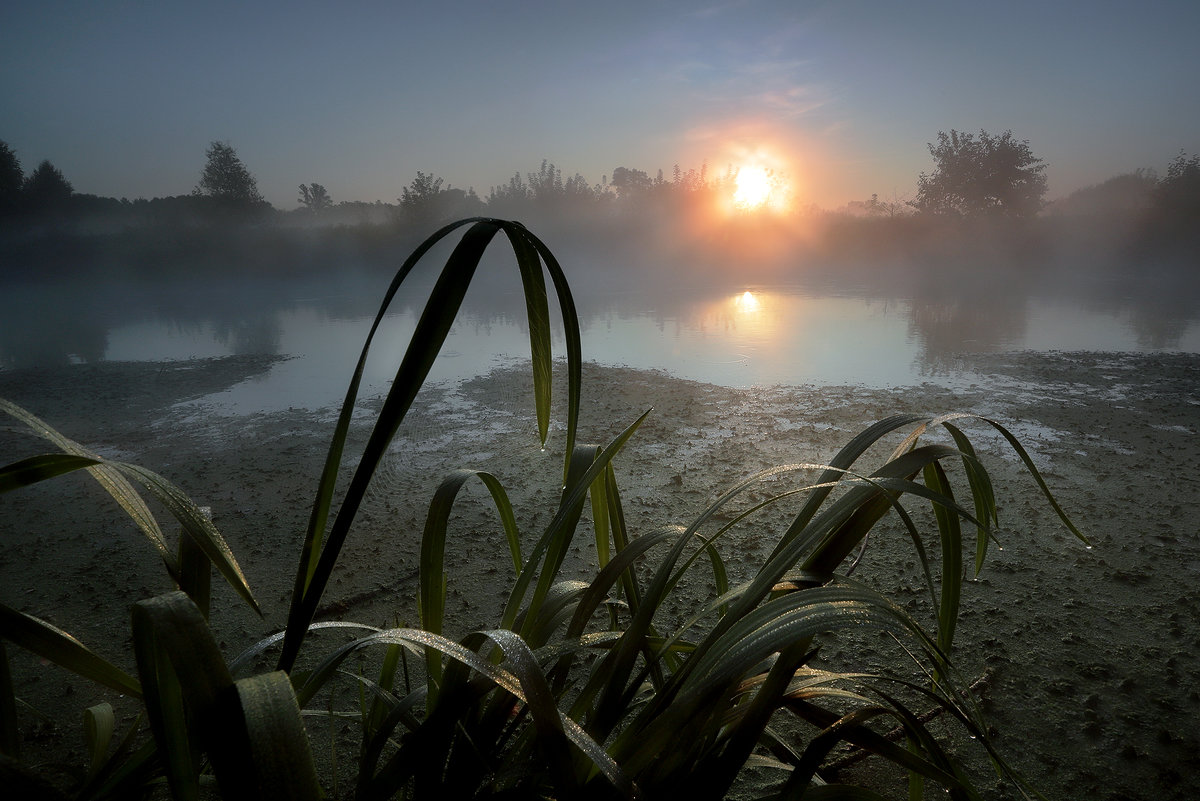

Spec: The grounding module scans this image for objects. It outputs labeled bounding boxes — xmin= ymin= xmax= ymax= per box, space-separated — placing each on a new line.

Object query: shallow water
xmin=2 ymin=268 xmax=1197 ymax=413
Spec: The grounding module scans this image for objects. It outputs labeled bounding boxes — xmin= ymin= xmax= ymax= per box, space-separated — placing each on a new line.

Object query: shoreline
xmin=2 ymin=351 xmax=1198 ymax=799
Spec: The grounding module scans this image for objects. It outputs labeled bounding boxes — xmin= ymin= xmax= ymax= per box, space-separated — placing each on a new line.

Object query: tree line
xmin=3 ymin=132 xmax=1197 ymax=225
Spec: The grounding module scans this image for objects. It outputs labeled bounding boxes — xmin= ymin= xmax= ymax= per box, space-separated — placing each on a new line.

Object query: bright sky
xmin=3 ymin=0 xmax=1197 ymax=210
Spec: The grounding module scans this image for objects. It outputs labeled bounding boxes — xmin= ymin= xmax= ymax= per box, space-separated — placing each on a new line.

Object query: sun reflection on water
xmin=736 ymin=290 xmax=761 ymax=312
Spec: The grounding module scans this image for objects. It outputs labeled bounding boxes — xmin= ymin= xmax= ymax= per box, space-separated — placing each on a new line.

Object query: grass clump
xmin=1 ymin=218 xmax=1084 ymax=800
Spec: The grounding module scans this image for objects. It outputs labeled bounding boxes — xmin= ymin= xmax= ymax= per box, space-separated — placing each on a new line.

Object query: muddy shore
xmin=2 ymin=352 xmax=1198 ymax=800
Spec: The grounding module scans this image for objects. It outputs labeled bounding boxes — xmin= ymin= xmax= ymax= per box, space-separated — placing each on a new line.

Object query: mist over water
xmin=2 ymin=214 xmax=1196 ymax=412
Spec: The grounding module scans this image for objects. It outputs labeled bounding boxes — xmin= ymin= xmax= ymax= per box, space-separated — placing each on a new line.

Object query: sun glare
xmin=733 ymin=166 xmax=774 ymax=209
xmin=736 ymin=290 xmax=761 ymax=312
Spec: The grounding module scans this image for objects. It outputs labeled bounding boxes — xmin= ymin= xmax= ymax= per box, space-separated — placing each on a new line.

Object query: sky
xmin=3 ymin=0 xmax=1198 ymax=211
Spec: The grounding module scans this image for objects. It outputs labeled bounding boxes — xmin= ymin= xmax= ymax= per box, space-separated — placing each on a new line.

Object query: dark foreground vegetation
xmin=1 ymin=219 xmax=1085 ymax=799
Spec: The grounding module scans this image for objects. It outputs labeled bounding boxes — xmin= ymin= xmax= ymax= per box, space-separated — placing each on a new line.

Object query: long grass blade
xmin=942 ymin=422 xmax=998 ymax=575
xmin=924 ymin=461 xmax=962 ymax=659
xmin=0 ymin=399 xmax=257 ymax=613
xmin=1 ymin=398 xmax=176 ymax=575
xmin=782 ymin=696 xmax=966 ymax=792
xmin=177 ymin=513 xmax=212 ymax=619
xmin=505 ymin=224 xmax=554 ymax=445
xmin=212 ymin=671 xmax=322 ymax=801
xmin=501 ymin=412 xmax=650 ymax=635
xmin=0 ymin=603 xmax=140 ymax=697
xmin=976 ymin=416 xmax=1088 ymax=544
xmin=520 ymin=225 xmax=583 ymax=479
xmin=280 ymin=218 xmax=498 ymax=672
xmin=82 ymin=701 xmax=116 ymax=780
xmin=280 ymin=219 xmax=585 ymax=673
xmin=131 ymin=592 xmax=235 ymax=801
xmin=77 ymin=713 xmax=157 ymax=801
xmin=366 ymin=642 xmax=404 ymax=743
xmin=0 ymin=452 xmax=101 ymax=492
xmin=291 ymin=218 xmax=490 ymax=596
xmin=770 ymin=414 xmax=930 ymax=560
xmin=0 ymin=641 xmax=18 ymax=759
xmin=298 ymin=627 xmax=637 ymax=798
xmin=115 ymin=462 xmax=258 ymax=614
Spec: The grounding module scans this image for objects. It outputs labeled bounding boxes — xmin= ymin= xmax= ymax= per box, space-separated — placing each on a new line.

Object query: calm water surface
xmin=2 ymin=272 xmax=1197 ymax=412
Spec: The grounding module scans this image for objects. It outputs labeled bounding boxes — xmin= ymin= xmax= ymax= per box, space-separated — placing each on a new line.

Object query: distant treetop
xmin=23 ymin=160 xmax=74 ymax=213
xmin=194 ymin=141 xmax=265 ymax=207
xmin=912 ymin=129 xmax=1048 ymax=219
xmin=0 ymin=140 xmax=23 ymax=216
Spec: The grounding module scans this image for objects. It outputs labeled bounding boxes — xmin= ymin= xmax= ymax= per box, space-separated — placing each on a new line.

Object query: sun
xmin=733 ymin=165 xmax=776 ymax=210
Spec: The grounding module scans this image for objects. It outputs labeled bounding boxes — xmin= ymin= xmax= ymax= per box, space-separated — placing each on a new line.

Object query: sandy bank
xmin=1 ymin=351 xmax=1198 ymax=799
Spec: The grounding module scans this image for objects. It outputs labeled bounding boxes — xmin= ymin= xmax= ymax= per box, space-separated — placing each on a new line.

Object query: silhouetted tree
xmin=0 ymin=141 xmax=23 ymax=216
xmin=672 ymin=162 xmax=709 ymax=192
xmin=397 ymin=171 xmax=481 ymax=227
xmin=1142 ymin=151 xmax=1200 ymax=248
xmin=913 ymin=129 xmax=1047 ymax=219
xmin=610 ymin=166 xmax=652 ymax=198
xmin=398 ymin=171 xmax=444 ymax=228
xmin=563 ymin=172 xmax=600 ymax=204
xmin=298 ymin=182 xmax=333 ymax=214
xmin=528 ymin=160 xmax=564 ymax=203
xmin=1049 ymin=171 xmax=1157 ymax=218
xmin=399 ymin=171 xmax=443 ymax=207
xmin=486 ymin=173 xmax=530 ymax=210
xmin=1156 ymin=152 xmax=1200 ymax=214
xmin=193 ymin=141 xmax=265 ymax=207
xmin=438 ymin=186 xmax=484 ymax=218
xmin=23 ymin=160 xmax=74 ymax=214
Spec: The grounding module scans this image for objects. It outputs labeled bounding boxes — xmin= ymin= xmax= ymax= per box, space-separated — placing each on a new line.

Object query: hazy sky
xmin=3 ymin=0 xmax=1197 ymax=210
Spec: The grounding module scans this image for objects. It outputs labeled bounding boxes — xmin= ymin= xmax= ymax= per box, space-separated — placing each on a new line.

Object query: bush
xmin=1 ymin=218 xmax=1083 ymax=800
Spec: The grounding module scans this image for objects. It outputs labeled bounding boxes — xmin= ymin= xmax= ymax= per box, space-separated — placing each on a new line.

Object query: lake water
xmin=2 ymin=268 xmax=1198 ymax=413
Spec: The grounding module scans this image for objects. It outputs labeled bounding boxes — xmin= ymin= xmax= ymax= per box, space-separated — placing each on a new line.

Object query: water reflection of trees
xmin=1070 ymin=266 xmax=1199 ymax=351
xmin=211 ymin=317 xmax=282 ymax=355
xmin=906 ymin=294 xmax=1028 ymax=371
xmin=0 ymin=301 xmax=108 ymax=367
xmin=0 ymin=277 xmax=293 ymax=368
xmin=2 ymin=251 xmax=1196 ymax=376
xmin=0 ymin=283 xmax=109 ymax=368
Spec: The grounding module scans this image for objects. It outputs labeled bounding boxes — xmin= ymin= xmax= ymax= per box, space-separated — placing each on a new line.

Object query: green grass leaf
xmin=1 ymin=397 xmax=176 ymax=574
xmin=0 ymin=399 xmax=258 ymax=614
xmin=0 ymin=641 xmax=19 ymax=759
xmin=82 ymin=701 xmax=116 ymax=780
xmin=212 ymin=671 xmax=322 ymax=801
xmin=0 ymin=603 xmax=141 ymax=697
xmin=0 ymin=453 xmax=101 ymax=492
xmin=279 ymin=219 xmax=585 ymax=674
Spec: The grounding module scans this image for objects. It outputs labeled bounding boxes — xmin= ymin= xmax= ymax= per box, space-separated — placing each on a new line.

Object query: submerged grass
xmin=0 ymin=218 xmax=1085 ymax=800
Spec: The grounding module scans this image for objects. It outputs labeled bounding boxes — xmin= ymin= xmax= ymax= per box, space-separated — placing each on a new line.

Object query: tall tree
xmin=194 ymin=141 xmax=265 ymax=207
xmin=527 ymin=160 xmax=564 ymax=203
xmin=398 ymin=171 xmax=448 ymax=227
xmin=609 ymin=166 xmax=652 ymax=199
xmin=298 ymin=182 xmax=333 ymax=214
xmin=486 ymin=172 xmax=531 ymax=210
xmin=22 ymin=160 xmax=74 ymax=214
xmin=913 ymin=129 xmax=1047 ymax=219
xmin=0 ymin=141 xmax=23 ymax=216
xmin=1145 ymin=151 xmax=1200 ymax=244
xmin=1156 ymin=152 xmax=1200 ymax=214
